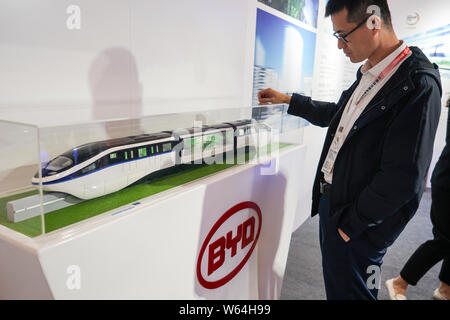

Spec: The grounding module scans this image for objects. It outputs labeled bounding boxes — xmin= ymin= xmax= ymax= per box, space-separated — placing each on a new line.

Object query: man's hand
xmin=258 ymin=88 xmax=291 ymax=105
xmin=338 ymin=228 xmax=350 ymax=242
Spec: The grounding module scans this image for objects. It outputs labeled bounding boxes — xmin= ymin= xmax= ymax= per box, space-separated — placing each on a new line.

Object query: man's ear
xmin=367 ymin=14 xmax=382 ymax=30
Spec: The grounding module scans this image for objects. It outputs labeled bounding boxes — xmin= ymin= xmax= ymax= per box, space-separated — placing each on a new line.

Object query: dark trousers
xmin=400 ymin=185 xmax=450 ymax=286
xmin=318 ymin=195 xmax=387 ymax=300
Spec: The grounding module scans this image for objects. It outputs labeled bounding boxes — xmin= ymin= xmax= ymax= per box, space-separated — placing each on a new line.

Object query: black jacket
xmin=288 ymin=46 xmax=442 ymax=249
xmin=431 ymin=107 xmax=450 ymax=188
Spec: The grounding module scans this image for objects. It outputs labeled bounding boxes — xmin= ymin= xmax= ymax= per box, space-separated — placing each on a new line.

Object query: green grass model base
xmin=0 ymin=143 xmax=290 ymax=238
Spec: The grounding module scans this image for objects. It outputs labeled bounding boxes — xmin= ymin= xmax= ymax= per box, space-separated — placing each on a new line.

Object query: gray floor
xmin=280 ymin=189 xmax=443 ymax=300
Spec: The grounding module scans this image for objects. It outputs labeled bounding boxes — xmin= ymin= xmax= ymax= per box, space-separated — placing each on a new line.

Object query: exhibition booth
xmin=0 ymin=0 xmax=448 ymax=299
xmin=0 ymin=105 xmax=311 ymax=299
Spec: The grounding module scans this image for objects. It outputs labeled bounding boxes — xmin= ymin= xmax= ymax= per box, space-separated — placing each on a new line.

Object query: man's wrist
xmin=283 ymin=94 xmax=292 ymax=104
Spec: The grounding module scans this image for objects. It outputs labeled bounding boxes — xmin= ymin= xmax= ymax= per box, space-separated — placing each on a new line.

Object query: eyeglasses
xmin=333 ymin=16 xmax=370 ymax=43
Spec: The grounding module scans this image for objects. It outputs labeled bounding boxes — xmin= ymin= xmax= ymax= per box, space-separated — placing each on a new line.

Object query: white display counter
xmin=0 ymin=143 xmax=309 ymax=299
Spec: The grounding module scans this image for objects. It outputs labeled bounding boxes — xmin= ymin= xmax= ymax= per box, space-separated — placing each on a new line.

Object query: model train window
xmin=81 ymin=162 xmax=96 ymax=174
xmin=202 ymin=134 xmax=218 ymax=150
xmin=75 ymin=144 xmax=102 ymax=164
xmin=162 ymin=142 xmax=171 ymax=152
xmin=221 ymin=131 xmax=229 ymax=146
xmin=184 ymin=138 xmax=192 ymax=151
xmin=46 ymin=156 xmax=73 ymax=172
xmin=138 ymin=147 xmax=147 ymax=158
xmin=125 ymin=150 xmax=135 ymax=160
xmin=224 ymin=130 xmax=233 ymax=144
xmin=105 ymin=152 xmax=121 ymax=166
xmin=183 ymin=136 xmax=201 ymax=153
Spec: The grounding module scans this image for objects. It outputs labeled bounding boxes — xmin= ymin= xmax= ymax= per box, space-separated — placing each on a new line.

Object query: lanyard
xmin=356 ymin=46 xmax=411 ymax=105
xmin=323 ymin=45 xmax=411 ymax=179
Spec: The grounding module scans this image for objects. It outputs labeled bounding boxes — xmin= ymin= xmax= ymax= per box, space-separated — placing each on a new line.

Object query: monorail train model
xmin=31 ymin=120 xmax=271 ymax=200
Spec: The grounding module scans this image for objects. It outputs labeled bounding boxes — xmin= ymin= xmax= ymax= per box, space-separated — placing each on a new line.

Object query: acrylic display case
xmin=0 ymin=104 xmax=306 ymax=237
xmin=0 ymin=104 xmax=309 ymax=299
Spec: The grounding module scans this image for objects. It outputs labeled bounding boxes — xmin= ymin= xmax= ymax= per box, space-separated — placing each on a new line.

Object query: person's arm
xmin=333 ymin=75 xmax=442 ymax=240
xmin=287 ymin=93 xmax=340 ymax=128
xmin=258 ymin=88 xmax=340 ymax=128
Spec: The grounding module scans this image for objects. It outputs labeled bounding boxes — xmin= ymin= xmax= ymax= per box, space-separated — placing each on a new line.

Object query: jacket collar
xmin=360 ymin=41 xmax=409 ymax=77
xmin=354 ymin=46 xmax=440 ymax=110
xmin=340 ymin=46 xmax=441 ymax=144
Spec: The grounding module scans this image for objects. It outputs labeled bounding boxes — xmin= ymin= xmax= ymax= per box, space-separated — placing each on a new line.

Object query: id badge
xmin=322 ymin=147 xmax=337 ymax=174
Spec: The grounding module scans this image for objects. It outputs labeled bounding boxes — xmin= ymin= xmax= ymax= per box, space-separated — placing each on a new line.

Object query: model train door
xmin=125 ymin=149 xmax=137 ymax=185
xmin=159 ymin=142 xmax=174 ymax=170
xmin=152 ymin=144 xmax=161 ymax=170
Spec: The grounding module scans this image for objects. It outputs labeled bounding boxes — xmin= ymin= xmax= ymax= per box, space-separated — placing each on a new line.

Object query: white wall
xmin=388 ymin=0 xmax=450 ymax=103
xmin=0 ymin=0 xmax=256 ymax=126
xmin=311 ymin=0 xmax=361 ymax=102
xmin=388 ymin=0 xmax=450 ymax=39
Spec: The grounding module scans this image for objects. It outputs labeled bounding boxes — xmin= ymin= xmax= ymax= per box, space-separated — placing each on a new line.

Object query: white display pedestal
xmin=0 ymin=144 xmax=309 ymax=299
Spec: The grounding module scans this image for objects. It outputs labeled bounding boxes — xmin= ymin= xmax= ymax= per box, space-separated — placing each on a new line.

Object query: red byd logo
xmin=196 ymin=201 xmax=262 ymax=289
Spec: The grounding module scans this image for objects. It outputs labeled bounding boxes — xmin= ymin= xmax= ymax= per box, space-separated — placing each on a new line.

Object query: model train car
xmin=31 ymin=120 xmax=270 ymax=200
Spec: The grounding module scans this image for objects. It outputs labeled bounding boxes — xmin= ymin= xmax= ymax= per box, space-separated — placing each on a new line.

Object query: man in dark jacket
xmin=258 ymin=0 xmax=442 ymax=300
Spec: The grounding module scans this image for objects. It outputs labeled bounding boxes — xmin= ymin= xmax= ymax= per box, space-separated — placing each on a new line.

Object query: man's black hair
xmin=325 ymin=0 xmax=393 ymax=30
